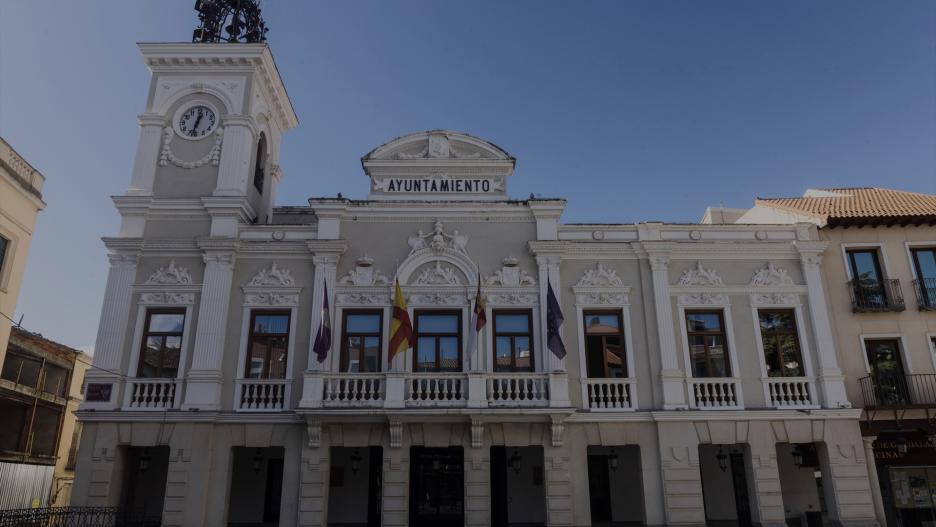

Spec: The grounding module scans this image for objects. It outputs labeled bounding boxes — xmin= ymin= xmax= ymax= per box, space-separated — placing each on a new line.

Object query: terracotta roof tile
xmin=755 ymin=188 xmax=936 ymax=224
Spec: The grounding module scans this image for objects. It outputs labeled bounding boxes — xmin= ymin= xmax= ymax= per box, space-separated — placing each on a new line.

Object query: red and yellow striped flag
xmin=388 ymin=279 xmax=413 ymax=362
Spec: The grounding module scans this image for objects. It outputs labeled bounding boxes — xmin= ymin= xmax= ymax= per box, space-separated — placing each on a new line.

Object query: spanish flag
xmin=466 ymin=276 xmax=486 ymax=367
xmin=388 ymin=279 xmax=413 ymax=363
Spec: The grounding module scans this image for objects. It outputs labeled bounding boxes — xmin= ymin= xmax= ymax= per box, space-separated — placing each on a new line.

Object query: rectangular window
xmin=758 ymin=310 xmax=805 ymax=377
xmin=0 ymin=395 xmax=63 ymax=461
xmin=1 ymin=350 xmax=43 ymax=388
xmin=685 ymin=310 xmax=731 ymax=377
xmin=246 ymin=311 xmax=290 ymax=379
xmin=414 ymin=311 xmax=462 ymax=372
xmin=42 ymin=363 xmax=70 ymax=397
xmin=31 ymin=404 xmax=63 ymax=458
xmin=847 ymin=249 xmax=885 ymax=282
xmin=0 ymin=397 xmax=30 ymax=453
xmin=865 ymin=339 xmax=908 ymax=406
xmin=583 ymin=311 xmax=627 ymax=378
xmin=341 ymin=310 xmax=382 ymax=373
xmin=138 ymin=310 xmax=185 ymax=378
xmin=0 ymin=235 xmax=8 ymax=275
xmin=493 ymin=310 xmax=534 ymax=372
xmin=847 ymin=248 xmax=888 ymax=307
xmin=912 ymin=248 xmax=936 ymax=307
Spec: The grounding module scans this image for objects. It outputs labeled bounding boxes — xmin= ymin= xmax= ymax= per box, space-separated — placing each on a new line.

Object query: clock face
xmin=178 ymin=105 xmax=217 ymax=139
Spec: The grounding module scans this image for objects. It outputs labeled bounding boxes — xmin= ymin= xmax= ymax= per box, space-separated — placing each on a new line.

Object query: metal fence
xmin=859 ymin=373 xmax=936 ymax=409
xmin=0 ymin=507 xmax=158 ymax=527
xmin=913 ymin=278 xmax=936 ymax=310
xmin=848 ymin=279 xmax=905 ymax=312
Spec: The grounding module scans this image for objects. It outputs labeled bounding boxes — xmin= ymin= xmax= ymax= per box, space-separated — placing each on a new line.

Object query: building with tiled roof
xmin=751 ymin=188 xmax=936 ymax=227
xmin=705 ymin=186 xmax=936 ymax=526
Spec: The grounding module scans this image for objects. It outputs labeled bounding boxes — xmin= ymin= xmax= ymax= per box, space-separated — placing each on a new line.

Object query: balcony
xmin=582 ymin=378 xmax=636 ymax=411
xmin=689 ymin=378 xmax=743 ymax=410
xmin=859 ymin=373 xmax=936 ymax=409
xmin=763 ymin=377 xmax=818 ymax=409
xmin=234 ymin=379 xmax=290 ymax=412
xmin=322 ymin=373 xmax=385 ymax=408
xmin=913 ymin=278 xmax=936 ymax=311
xmin=848 ymin=279 xmax=905 ymax=313
xmin=486 ymin=373 xmax=549 ymax=407
xmin=405 ymin=373 xmax=467 ymax=407
xmin=123 ymin=379 xmax=179 ymax=410
xmin=303 ymin=372 xmax=557 ymax=410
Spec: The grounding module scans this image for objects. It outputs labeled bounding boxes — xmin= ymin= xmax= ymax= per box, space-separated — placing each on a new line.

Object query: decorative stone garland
xmin=159 ymin=126 xmax=224 ymax=169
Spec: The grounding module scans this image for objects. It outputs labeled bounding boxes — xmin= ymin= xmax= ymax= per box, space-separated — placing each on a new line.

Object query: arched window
xmin=253 ymin=134 xmax=266 ymax=194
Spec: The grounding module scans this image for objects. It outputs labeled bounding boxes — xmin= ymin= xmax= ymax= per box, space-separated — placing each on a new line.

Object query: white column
xmin=84 ymin=253 xmax=138 ymax=409
xmin=536 ymin=255 xmax=570 ymax=408
xmin=308 ymin=254 xmax=338 ymax=372
xmin=300 ymin=253 xmax=339 ymax=408
xmin=798 ymin=250 xmax=850 ymax=408
xmin=863 ymin=436 xmax=887 ymax=525
xmin=92 ymin=254 xmax=139 ymax=371
xmin=183 ymin=251 xmax=235 ymax=410
xmin=649 ymin=253 xmax=687 ymax=409
xmin=214 ymin=116 xmax=255 ymax=197
xmin=127 ymin=114 xmax=165 ymax=196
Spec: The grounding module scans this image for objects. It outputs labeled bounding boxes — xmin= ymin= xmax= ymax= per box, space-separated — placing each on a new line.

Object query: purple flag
xmin=313 ymin=282 xmax=331 ymax=363
xmin=546 ymin=279 xmax=566 ymax=360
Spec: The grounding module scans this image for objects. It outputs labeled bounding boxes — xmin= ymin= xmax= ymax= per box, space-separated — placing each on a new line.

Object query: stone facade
xmin=70 ymin=42 xmax=882 ymax=526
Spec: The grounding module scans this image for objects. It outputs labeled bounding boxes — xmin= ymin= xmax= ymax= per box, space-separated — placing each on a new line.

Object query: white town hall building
xmin=69 ymin=41 xmax=880 ymax=527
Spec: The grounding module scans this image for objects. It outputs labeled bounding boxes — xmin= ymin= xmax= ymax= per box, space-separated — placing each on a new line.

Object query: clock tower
xmin=120 ymin=41 xmax=297 ymax=232
xmin=84 ymin=3 xmax=297 ymax=412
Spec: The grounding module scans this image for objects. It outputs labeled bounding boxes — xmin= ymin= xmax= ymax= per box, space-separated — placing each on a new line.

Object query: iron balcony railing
xmin=848 ymin=279 xmax=905 ymax=312
xmin=0 ymin=507 xmax=158 ymax=527
xmin=858 ymin=373 xmax=936 ymax=409
xmin=913 ymin=278 xmax=936 ymax=310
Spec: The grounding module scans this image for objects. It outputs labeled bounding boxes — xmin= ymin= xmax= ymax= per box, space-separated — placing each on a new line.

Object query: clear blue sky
xmin=1 ymin=1 xmax=934 ymax=352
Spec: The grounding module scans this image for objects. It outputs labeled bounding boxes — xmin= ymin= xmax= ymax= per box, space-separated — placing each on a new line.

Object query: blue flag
xmin=313 ymin=282 xmax=331 ymax=363
xmin=546 ymin=279 xmax=566 ymax=360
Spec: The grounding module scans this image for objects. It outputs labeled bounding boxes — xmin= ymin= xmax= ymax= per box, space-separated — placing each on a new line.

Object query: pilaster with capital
xmin=535 ymin=254 xmax=570 ymax=407
xmin=308 ymin=253 xmax=340 ymax=372
xmin=797 ymin=247 xmax=850 ymax=408
xmin=183 ymin=250 xmax=236 ymax=410
xmin=92 ymin=253 xmax=139 ymax=371
xmin=648 ymin=251 xmax=687 ymax=409
xmin=300 ymin=252 xmax=342 ymax=409
xmin=85 ymin=253 xmax=140 ymax=410
xmin=127 ymin=114 xmax=165 ymax=195
xmin=214 ymin=115 xmax=256 ymax=197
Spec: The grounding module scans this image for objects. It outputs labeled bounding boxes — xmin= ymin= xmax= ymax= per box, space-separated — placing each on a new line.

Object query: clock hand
xmin=193 ymin=114 xmax=203 ymax=131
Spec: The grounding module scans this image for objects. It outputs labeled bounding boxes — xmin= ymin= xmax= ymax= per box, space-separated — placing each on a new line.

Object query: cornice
xmin=102 ymin=237 xmax=145 ymax=252
xmin=0 ymin=162 xmax=45 ymax=209
xmin=75 ymin=409 xmax=304 ymax=424
xmin=793 ymin=240 xmax=830 ymax=254
xmin=306 ymin=240 xmax=348 ymax=255
xmin=238 ymin=241 xmax=315 ymax=256
xmin=649 ymin=408 xmax=862 ymax=421
xmin=0 ymin=138 xmax=45 ymax=205
xmin=112 ymin=196 xmax=212 ymax=221
xmin=138 ymin=42 xmax=298 ymax=130
xmin=140 ymin=239 xmax=201 ymax=254
xmin=669 ymin=285 xmax=807 ymax=294
xmin=196 ymin=237 xmax=240 ymax=253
